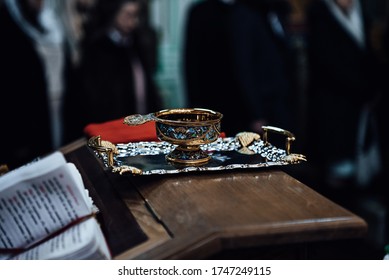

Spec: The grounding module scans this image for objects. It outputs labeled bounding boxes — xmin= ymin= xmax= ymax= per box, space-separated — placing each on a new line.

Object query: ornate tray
xmin=88 ymin=126 xmax=306 ymax=176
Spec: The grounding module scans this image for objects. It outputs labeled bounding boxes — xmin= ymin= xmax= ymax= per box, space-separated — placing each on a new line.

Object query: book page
xmin=0 ymin=152 xmax=66 ymax=192
xmin=0 ymin=153 xmax=93 ymax=250
xmin=11 ymin=218 xmax=111 ymax=260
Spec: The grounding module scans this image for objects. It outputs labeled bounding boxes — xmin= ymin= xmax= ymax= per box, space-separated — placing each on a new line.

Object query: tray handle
xmin=87 ymin=136 xmax=143 ymax=175
xmin=87 ymin=135 xmax=117 ymax=167
xmin=262 ymin=126 xmax=295 ymax=155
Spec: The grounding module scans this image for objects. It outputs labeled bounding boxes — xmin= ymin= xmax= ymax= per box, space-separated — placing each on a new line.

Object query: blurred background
xmin=1 ymin=0 xmax=389 ymax=259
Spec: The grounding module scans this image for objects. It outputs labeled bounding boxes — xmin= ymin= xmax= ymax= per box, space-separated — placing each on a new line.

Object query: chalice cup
xmin=123 ymin=108 xmax=223 ymax=165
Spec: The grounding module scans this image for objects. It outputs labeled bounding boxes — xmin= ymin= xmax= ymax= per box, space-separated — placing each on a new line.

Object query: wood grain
xmin=61 ymin=139 xmax=367 ymax=259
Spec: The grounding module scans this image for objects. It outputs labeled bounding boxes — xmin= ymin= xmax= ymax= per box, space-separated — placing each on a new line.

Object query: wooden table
xmin=61 ymin=139 xmax=367 ymax=259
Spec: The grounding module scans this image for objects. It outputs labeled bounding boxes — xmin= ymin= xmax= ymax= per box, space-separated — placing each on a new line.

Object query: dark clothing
xmin=72 ymin=31 xmax=162 ymax=130
xmin=0 ymin=5 xmax=52 ymax=169
xmin=184 ymin=0 xmax=240 ymax=135
xmin=231 ymin=2 xmax=291 ymax=129
xmin=306 ymin=0 xmax=380 ymax=167
xmin=183 ymin=0 xmax=291 ymax=136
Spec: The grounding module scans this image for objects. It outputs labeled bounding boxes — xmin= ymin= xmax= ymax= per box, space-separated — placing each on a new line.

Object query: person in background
xmin=183 ymin=0 xmax=293 ymax=136
xmin=232 ymin=0 xmax=295 ymax=134
xmin=69 ymin=0 xmax=162 ymax=134
xmin=306 ymin=0 xmax=382 ymax=188
xmin=0 ymin=0 xmax=74 ymax=169
xmin=58 ymin=0 xmax=98 ymax=67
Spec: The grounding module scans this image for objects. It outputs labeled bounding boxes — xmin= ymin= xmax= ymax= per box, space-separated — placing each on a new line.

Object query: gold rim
xmin=154 ymin=108 xmax=223 ymax=126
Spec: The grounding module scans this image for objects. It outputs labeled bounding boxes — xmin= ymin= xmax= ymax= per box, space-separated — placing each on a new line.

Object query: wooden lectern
xmin=61 ymin=139 xmax=367 ymax=259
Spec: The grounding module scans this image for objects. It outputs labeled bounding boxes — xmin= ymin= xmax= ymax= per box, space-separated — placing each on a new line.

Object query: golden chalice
xmin=124 ymin=108 xmax=223 ymax=165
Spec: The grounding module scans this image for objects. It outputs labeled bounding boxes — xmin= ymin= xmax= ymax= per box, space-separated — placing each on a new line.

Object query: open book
xmin=0 ymin=151 xmax=111 ymax=260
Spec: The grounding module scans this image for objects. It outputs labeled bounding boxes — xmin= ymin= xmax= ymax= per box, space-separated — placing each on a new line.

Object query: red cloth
xmin=84 ymin=117 xmax=227 ymax=144
xmin=83 ymin=118 xmax=158 ymax=144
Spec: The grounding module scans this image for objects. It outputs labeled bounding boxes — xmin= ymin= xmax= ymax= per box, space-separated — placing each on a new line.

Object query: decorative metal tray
xmin=88 ymin=126 xmax=306 ymax=176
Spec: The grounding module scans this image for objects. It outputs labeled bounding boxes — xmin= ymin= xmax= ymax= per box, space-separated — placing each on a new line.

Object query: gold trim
xmin=0 ymin=164 xmax=9 ymax=176
xmin=262 ymin=126 xmax=295 ymax=155
xmin=87 ymin=136 xmax=118 ymax=167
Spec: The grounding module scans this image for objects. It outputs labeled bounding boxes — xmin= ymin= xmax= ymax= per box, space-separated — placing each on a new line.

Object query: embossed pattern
xmin=156 ymin=123 xmax=220 ymax=142
xmin=92 ymin=136 xmax=305 ymax=175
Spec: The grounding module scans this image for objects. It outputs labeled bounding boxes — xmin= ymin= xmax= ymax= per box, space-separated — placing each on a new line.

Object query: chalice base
xmin=166 ymin=145 xmax=210 ymax=165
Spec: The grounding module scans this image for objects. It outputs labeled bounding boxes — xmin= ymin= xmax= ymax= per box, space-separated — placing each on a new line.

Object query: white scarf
xmin=5 ymin=0 xmax=66 ymax=149
xmin=324 ymin=0 xmax=365 ymax=48
xmin=4 ymin=0 xmax=64 ymax=45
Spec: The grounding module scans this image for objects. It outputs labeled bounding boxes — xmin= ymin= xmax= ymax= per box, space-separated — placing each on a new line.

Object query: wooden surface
xmin=61 ymin=139 xmax=368 ymax=259
xmin=64 ymin=143 xmax=149 ymax=257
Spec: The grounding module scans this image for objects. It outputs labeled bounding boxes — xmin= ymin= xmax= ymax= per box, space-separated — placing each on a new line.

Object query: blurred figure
xmin=0 ymin=0 xmax=74 ymax=169
xmin=375 ymin=13 xmax=389 ymax=185
xmin=306 ymin=0 xmax=382 ymax=187
xmin=69 ymin=0 xmax=162 ymax=133
xmin=183 ymin=0 xmax=293 ymax=136
xmin=183 ymin=0 xmax=239 ymax=135
xmin=59 ymin=0 xmax=98 ymax=66
xmin=232 ymin=0 xmax=295 ymax=133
